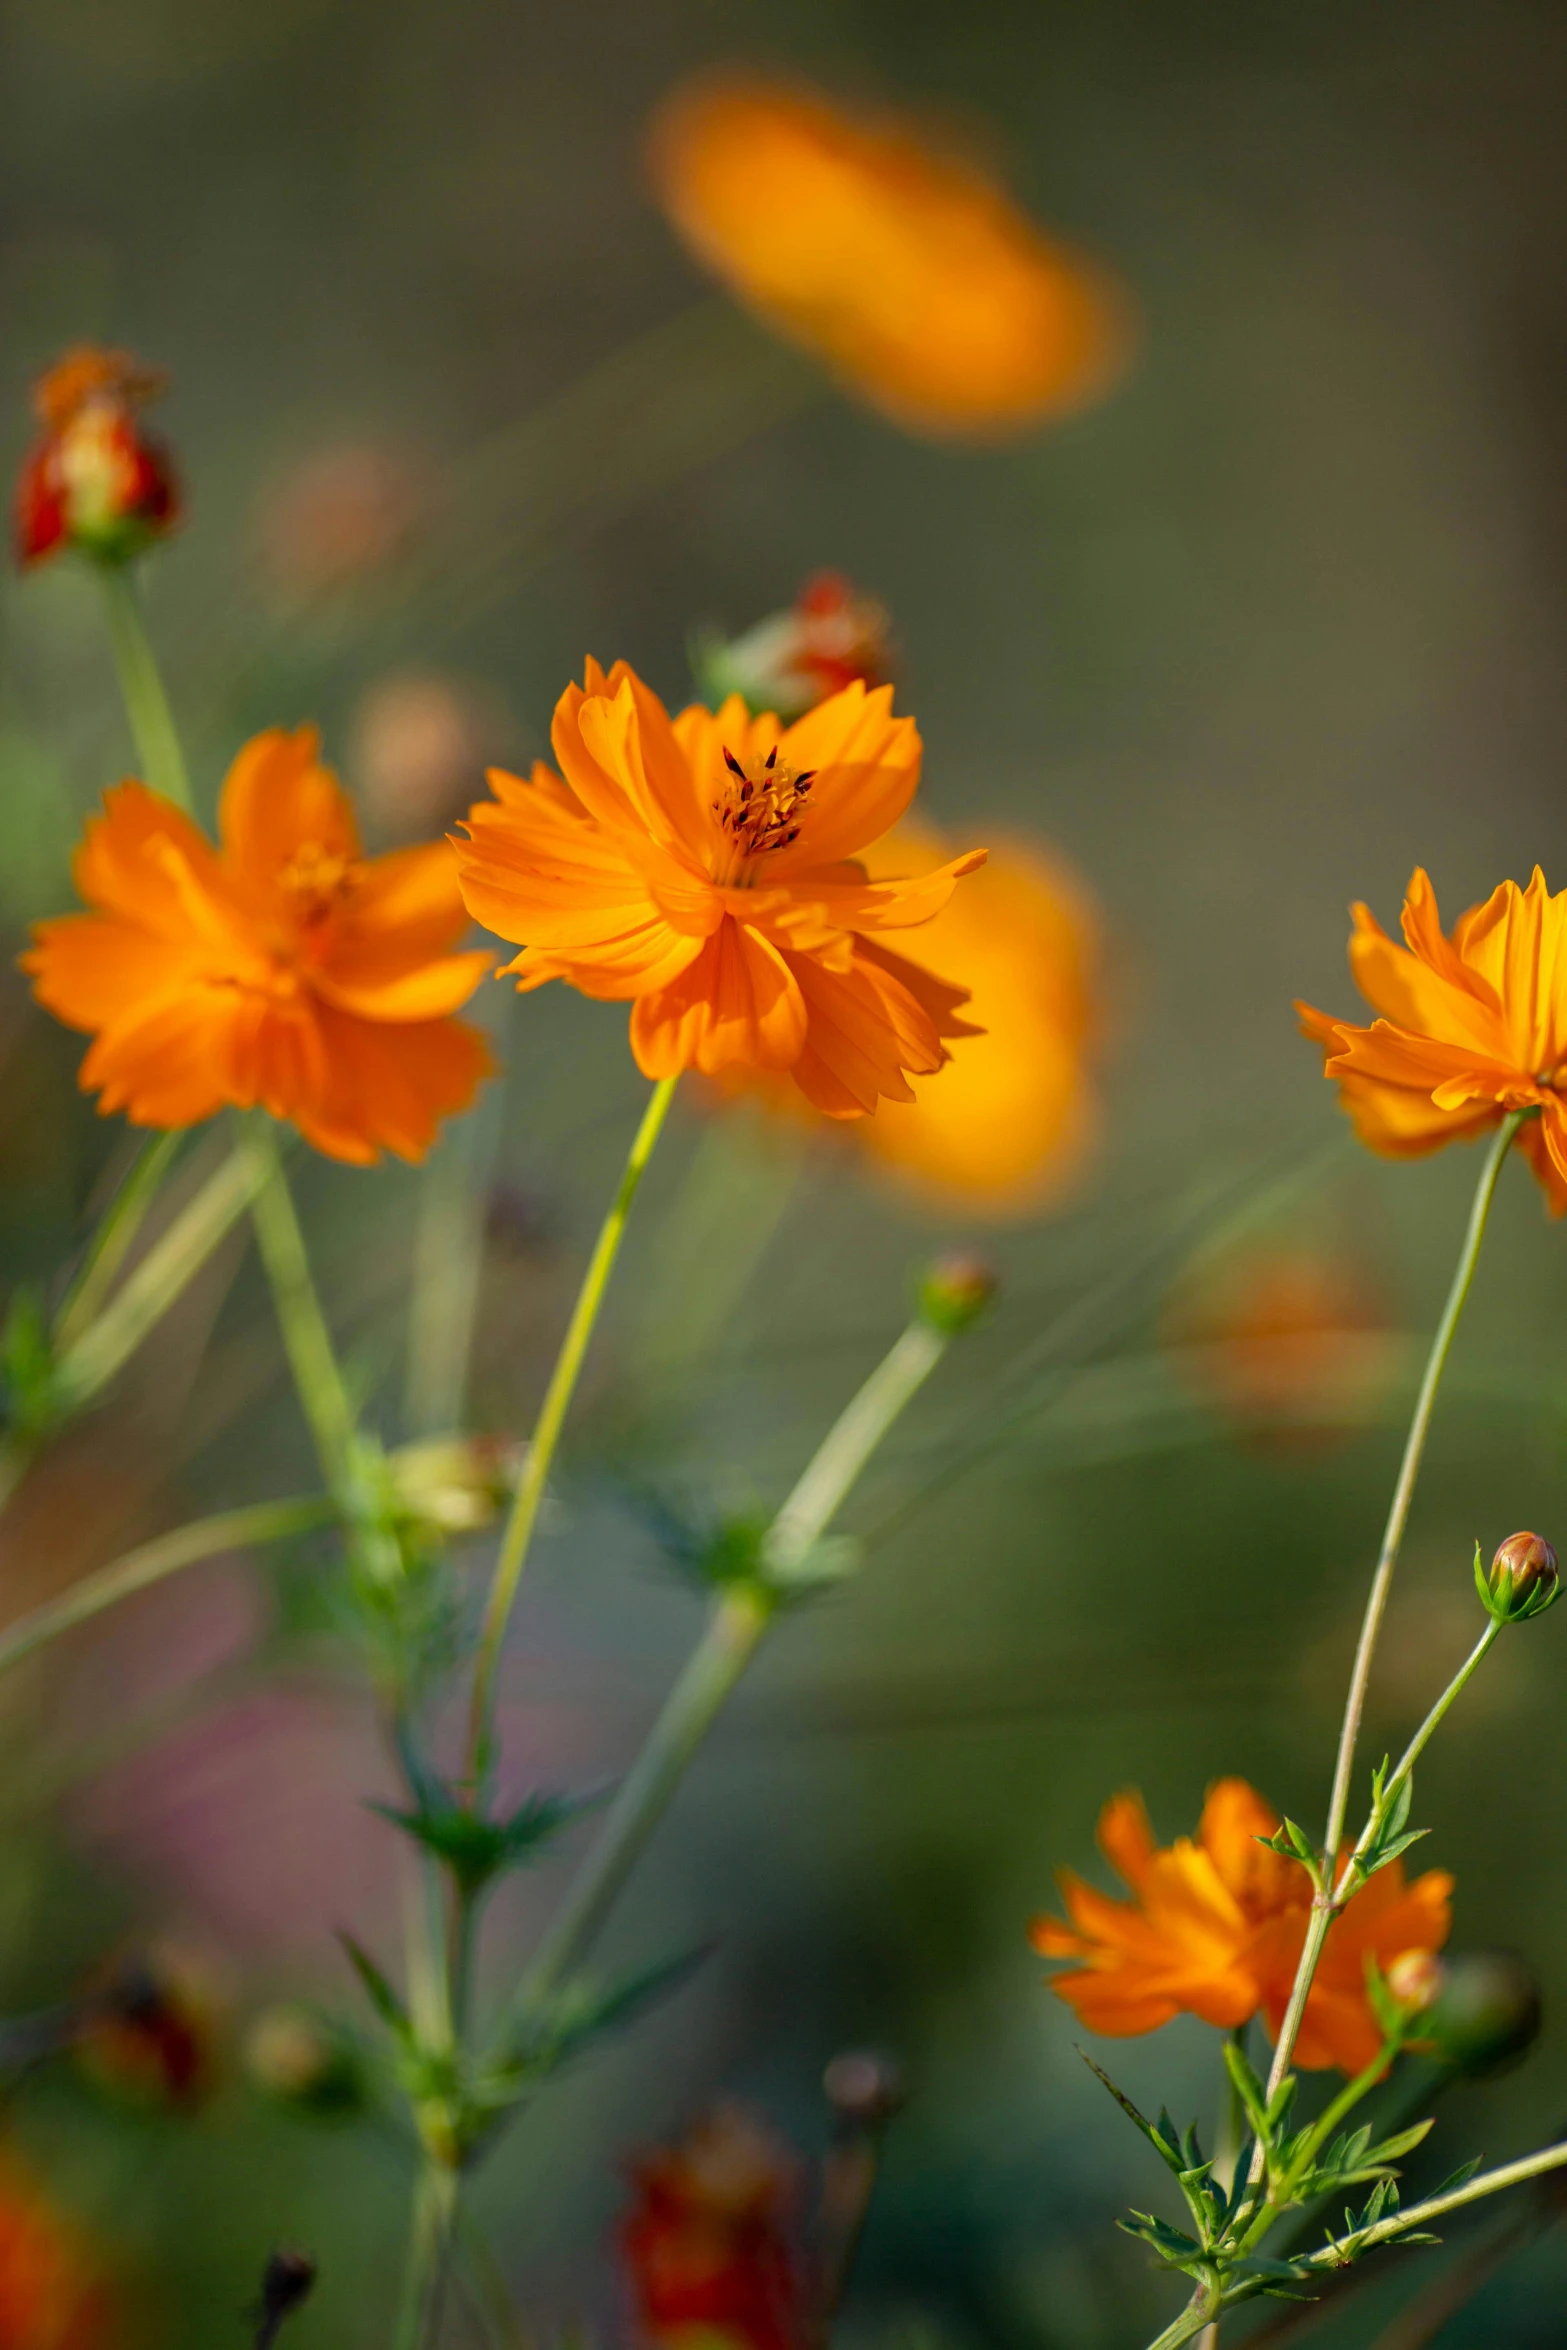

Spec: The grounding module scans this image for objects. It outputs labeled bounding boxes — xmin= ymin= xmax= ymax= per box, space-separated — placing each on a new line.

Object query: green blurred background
xmin=2 ymin=0 xmax=1567 ymax=2344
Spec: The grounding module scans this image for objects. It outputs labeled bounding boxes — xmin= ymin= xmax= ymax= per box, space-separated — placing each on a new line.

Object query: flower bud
xmin=823 ymin=2049 xmax=905 ymax=2129
xmin=244 ymin=2005 xmax=367 ymax=2120
xmin=917 ymin=1253 xmax=997 ymax=1337
xmin=14 ymin=346 xmax=179 ymax=569
xmin=1422 ymin=1947 xmax=1543 ymax=2077
xmin=386 ymin=1433 xmax=521 ymax=1535
xmin=253 ymin=2248 xmax=317 ymax=2347
xmin=1476 ymin=1530 xmax=1560 ymax=1623
xmin=1384 ymin=1947 xmax=1445 ymax=2015
xmin=692 ymin=571 xmax=892 ymax=723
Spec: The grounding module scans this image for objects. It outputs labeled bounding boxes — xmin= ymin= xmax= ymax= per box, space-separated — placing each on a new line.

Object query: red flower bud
xmin=14 ymin=345 xmax=180 ymax=569
xmin=1478 ymin=1529 xmax=1560 ymax=1623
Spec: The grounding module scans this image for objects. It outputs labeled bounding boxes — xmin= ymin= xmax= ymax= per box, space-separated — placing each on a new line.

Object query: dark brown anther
xmin=765 ymin=745 xmax=777 ymax=768
xmin=723 ymin=747 xmax=746 ymax=778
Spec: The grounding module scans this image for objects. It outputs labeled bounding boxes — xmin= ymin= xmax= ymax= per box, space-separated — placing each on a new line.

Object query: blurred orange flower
xmin=456 ymin=661 xmax=984 ymax=1115
xmin=648 ymin=75 xmax=1132 ymax=439
xmin=0 ymin=2151 xmax=113 ymax=2350
xmin=851 ymin=824 xmax=1099 ymax=1213
xmin=13 ymin=344 xmax=178 ymax=569
xmin=1031 ymin=1780 xmax=1453 ymax=2074
xmin=1298 ymin=866 xmax=1567 ymax=1211
xmin=622 ymin=2103 xmax=801 ymax=2350
xmin=24 ymin=729 xmax=492 ymax=1164
xmin=1167 ymin=1247 xmax=1400 ymax=1436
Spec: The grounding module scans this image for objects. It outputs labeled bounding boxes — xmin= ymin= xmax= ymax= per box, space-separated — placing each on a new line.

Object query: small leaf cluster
xmin=627 ymin=1484 xmax=862 ymax=1603
xmin=1354 ymin=1760 xmax=1429 ymax=1889
xmin=1087 ymin=2027 xmax=1439 ymax=2318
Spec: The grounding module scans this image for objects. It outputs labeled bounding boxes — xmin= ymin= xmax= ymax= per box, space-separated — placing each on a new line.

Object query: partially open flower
xmin=14 ymin=344 xmax=179 ymax=569
xmin=648 ymin=75 xmax=1133 ymax=439
xmin=622 ymin=2103 xmax=802 ymax=2350
xmin=1384 ymin=1947 xmax=1445 ymax=2015
xmin=0 ymin=2149 xmax=114 ymax=2350
xmin=692 ymin=573 xmax=893 ymax=726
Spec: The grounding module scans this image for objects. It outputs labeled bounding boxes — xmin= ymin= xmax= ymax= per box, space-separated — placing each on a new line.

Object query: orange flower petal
xmin=630 ymin=920 xmax=807 ymax=1078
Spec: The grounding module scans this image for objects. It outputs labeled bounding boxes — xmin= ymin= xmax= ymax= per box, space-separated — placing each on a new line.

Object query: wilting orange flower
xmin=1299 ymin=867 xmax=1567 ymax=1212
xmin=0 ymin=2151 xmax=113 ymax=2349
xmin=24 ymin=729 xmax=492 ymax=1164
xmin=695 ymin=572 xmax=893 ymax=725
xmin=1031 ymin=1780 xmax=1452 ymax=2074
xmin=648 ymin=75 xmax=1132 ymax=439
xmin=456 ymin=662 xmax=983 ymax=1115
xmin=622 ymin=2103 xmax=801 ymax=2350
xmin=14 ymin=345 xmax=178 ymax=569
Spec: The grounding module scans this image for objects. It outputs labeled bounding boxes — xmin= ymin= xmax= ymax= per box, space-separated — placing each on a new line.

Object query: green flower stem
xmin=512 ymin=1582 xmax=775 ymax=2015
xmin=246 ymin=1131 xmax=358 ymax=1497
xmin=51 ymin=1134 xmax=270 ymax=1413
xmin=1263 ymin=1110 xmax=1524 ymax=2101
xmin=392 ymin=2156 xmax=460 ymax=2350
xmin=53 ymin=1130 xmax=184 ymax=1351
xmin=505 ymin=1304 xmax=953 ymax=2024
xmin=466 ymin=1073 xmax=679 ymax=1784
xmin=0 ymin=1496 xmax=335 ymax=1679
xmin=1349 ymin=1622 xmax=1502 ymax=1878
xmin=96 ymin=562 xmax=193 ymax=811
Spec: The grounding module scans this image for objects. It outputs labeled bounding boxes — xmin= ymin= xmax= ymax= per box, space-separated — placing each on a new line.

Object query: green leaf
xmin=1117 ymin=2212 xmax=1203 ymax=2268
xmin=1432 ymin=2156 xmax=1482 ymax=2197
xmin=1365 ymin=2119 xmax=1435 ymax=2166
xmin=1080 ymin=2052 xmax=1181 ymax=2171
xmin=500 ymin=1945 xmax=709 ymax=2078
xmin=338 ymin=1933 xmax=411 ymax=2043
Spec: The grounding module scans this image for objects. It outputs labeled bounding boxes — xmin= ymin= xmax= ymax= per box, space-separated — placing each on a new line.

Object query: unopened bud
xmin=1422 ymin=1948 xmax=1543 ymax=2078
xmin=917 ymin=1254 xmax=997 ymax=1338
xmin=1477 ymin=1530 xmax=1560 ymax=1624
xmin=823 ymin=2049 xmax=905 ymax=2129
xmin=1385 ymin=1948 xmax=1445 ymax=2015
xmin=244 ymin=2005 xmax=366 ymax=2120
xmin=253 ymin=2248 xmax=316 ymax=2347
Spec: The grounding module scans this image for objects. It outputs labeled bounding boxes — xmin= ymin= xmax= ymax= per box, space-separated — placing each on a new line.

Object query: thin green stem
xmin=392 ymin=2158 xmax=461 ymax=2350
xmin=246 ymin=1131 xmax=358 ymax=1496
xmin=96 ymin=562 xmax=193 ymax=810
xmin=52 ymin=1134 xmax=269 ymax=1412
xmin=511 ymin=1581 xmax=774 ymax=2015
xmin=466 ymin=1073 xmax=679 ymax=1784
xmin=500 ymin=1305 xmax=952 ymax=2030
xmin=1146 ymin=2278 xmax=1222 ymax=2350
xmin=0 ymin=1496 xmax=335 ymax=1677
xmin=1263 ymin=1112 xmax=1523 ymax=2099
xmin=1350 ymin=1623 xmax=1501 ymax=1873
xmin=53 ymin=1130 xmax=185 ymax=1351
xmin=1296 ymin=2136 xmax=1567 ymax=2267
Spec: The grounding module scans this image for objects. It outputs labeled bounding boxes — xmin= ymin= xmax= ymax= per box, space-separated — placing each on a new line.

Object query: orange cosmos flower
xmin=1166 ymin=1247 xmax=1400 ymax=1437
xmin=848 ymin=823 xmax=1100 ymax=1213
xmin=14 ymin=345 xmax=178 ymax=569
xmin=0 ymin=2150 xmax=114 ymax=2350
xmin=455 ymin=662 xmax=983 ymax=1116
xmin=1298 ymin=866 xmax=1567 ymax=1212
xmin=24 ymin=729 xmax=492 ymax=1164
xmin=1031 ymin=1780 xmax=1453 ymax=2075
xmin=648 ymin=75 xmax=1132 ymax=439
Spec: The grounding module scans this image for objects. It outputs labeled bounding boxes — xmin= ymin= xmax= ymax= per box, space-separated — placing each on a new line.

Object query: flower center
xmin=710 ymin=745 xmax=815 ymax=883
xmin=277 ymin=840 xmax=361 ymax=926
